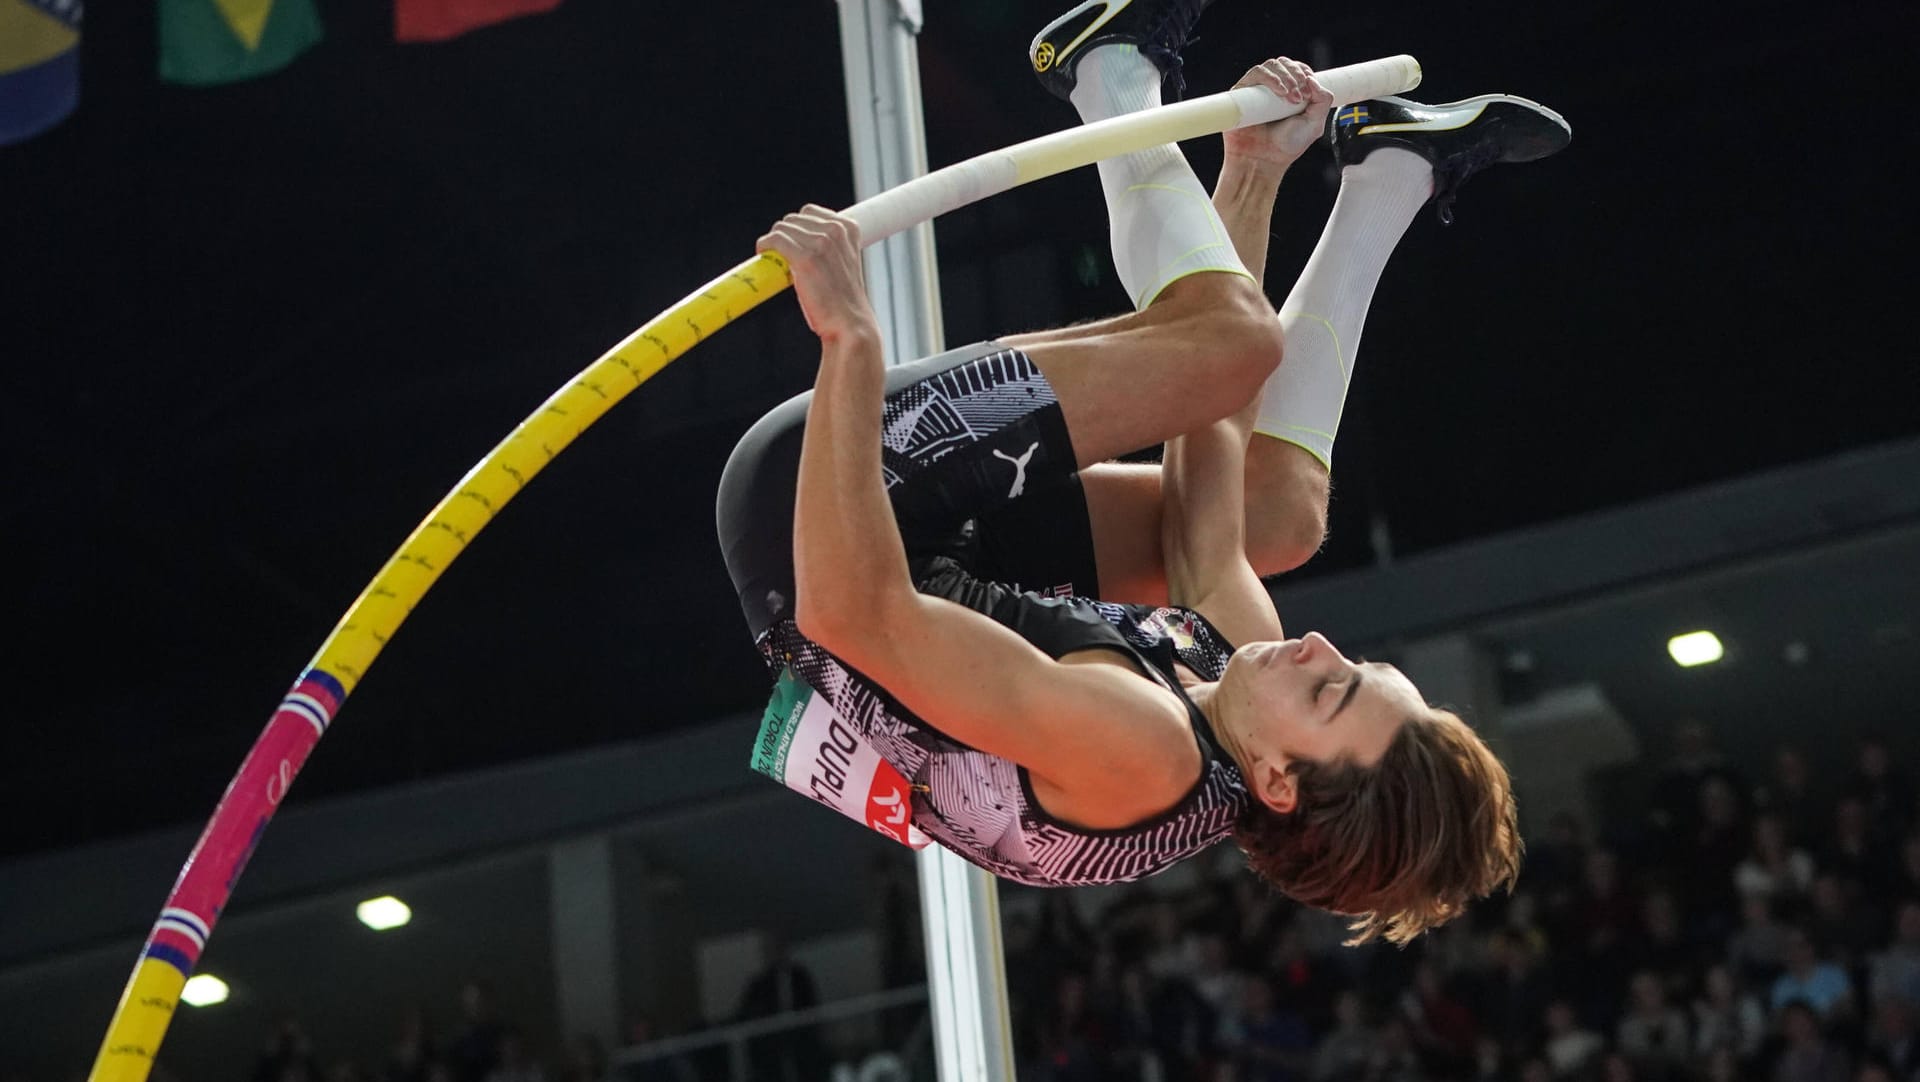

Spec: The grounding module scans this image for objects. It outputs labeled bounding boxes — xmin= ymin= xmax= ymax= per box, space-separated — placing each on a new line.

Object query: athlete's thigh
xmin=1080 ymin=462 xmax=1173 ymax=607
xmin=1082 ymin=449 xmax=1330 ymax=605
xmin=1002 ymin=274 xmax=1280 ymax=469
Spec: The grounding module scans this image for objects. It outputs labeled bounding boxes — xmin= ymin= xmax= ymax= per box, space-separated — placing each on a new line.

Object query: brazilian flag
xmin=159 ymin=0 xmax=322 ymax=86
xmin=0 ymin=0 xmax=81 ymax=145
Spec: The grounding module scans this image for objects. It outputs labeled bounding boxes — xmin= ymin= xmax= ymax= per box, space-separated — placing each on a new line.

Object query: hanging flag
xmin=395 ymin=0 xmax=562 ymax=43
xmin=158 ymin=0 xmax=322 ymax=86
xmin=0 ymin=0 xmax=81 ymax=145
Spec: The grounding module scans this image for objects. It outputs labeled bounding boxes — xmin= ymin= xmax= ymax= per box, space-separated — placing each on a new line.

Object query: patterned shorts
xmin=716 ymin=341 xmax=1098 ymax=638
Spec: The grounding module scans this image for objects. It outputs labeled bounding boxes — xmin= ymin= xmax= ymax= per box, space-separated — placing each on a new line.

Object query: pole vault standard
xmin=85 ymin=50 xmax=1421 ymax=1082
xmin=835 ymin=2 xmax=1016 ymax=1078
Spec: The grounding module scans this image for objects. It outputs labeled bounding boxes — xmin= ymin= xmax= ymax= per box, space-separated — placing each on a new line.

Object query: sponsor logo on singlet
xmin=751 ymin=669 xmax=929 ymax=849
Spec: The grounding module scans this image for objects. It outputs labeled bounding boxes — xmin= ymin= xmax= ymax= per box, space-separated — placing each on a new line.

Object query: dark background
xmin=2 ymin=0 xmax=1910 ymax=859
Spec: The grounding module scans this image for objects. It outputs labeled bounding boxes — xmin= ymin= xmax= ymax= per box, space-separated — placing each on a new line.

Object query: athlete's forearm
xmin=1212 ymin=154 xmax=1287 ymax=292
xmin=792 ymin=326 xmax=915 ymax=643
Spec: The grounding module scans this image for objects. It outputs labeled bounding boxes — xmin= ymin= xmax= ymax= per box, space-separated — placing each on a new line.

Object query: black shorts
xmin=716 ymin=341 xmax=1100 ymax=640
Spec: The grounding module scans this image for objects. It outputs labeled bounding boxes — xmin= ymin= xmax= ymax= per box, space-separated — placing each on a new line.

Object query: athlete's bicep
xmin=835 ymin=591 xmax=1182 ymax=791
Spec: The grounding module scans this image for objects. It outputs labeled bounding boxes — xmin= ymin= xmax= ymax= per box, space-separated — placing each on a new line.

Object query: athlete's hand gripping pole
xmin=86 ymin=54 xmax=1418 ymax=1082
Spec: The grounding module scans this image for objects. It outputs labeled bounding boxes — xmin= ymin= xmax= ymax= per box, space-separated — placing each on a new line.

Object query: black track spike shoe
xmin=1329 ymin=94 xmax=1571 ymax=224
xmin=1029 ymin=0 xmax=1217 ymax=104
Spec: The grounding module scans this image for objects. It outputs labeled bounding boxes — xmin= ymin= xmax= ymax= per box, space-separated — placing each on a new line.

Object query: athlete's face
xmin=1216 ymin=631 xmax=1425 ymax=814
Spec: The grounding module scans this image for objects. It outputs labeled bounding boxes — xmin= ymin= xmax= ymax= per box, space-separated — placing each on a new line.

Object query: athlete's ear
xmin=1251 ymin=759 xmax=1297 ymax=815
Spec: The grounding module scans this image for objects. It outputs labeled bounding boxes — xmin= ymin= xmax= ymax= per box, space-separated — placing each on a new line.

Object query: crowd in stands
xmin=85 ymin=723 xmax=1917 ymax=1082
xmin=242 ymin=982 xmax=615 ymax=1082
xmin=1000 ymin=725 xmax=1920 ymax=1082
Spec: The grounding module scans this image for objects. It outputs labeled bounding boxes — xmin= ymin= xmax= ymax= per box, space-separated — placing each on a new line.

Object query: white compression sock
xmin=1069 ymin=45 xmax=1251 ymax=310
xmin=1254 ymin=147 xmax=1433 ymax=469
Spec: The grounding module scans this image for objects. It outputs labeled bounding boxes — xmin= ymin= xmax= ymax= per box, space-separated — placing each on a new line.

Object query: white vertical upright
xmin=835 ymin=2 xmax=1016 ymax=1080
xmin=548 ymin=835 xmax=621 ymax=1046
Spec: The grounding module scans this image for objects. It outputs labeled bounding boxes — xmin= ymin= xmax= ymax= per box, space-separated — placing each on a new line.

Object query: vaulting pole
xmin=85 ymin=46 xmax=1419 ymax=1080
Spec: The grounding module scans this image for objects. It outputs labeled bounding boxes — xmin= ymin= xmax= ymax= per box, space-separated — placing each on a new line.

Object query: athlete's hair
xmin=1232 ymin=707 xmax=1520 ymax=946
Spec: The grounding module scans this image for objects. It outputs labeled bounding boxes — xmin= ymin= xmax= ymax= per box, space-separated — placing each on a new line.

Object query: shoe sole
xmin=1361 ymin=93 xmax=1568 ymax=133
xmin=1356 ymin=92 xmax=1571 ymax=162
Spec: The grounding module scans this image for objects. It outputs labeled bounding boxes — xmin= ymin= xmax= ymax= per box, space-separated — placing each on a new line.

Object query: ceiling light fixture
xmin=1668 ymin=630 xmax=1724 ymax=667
xmin=180 ymin=974 xmax=230 ymax=1007
xmin=356 ymin=896 xmax=412 ymax=931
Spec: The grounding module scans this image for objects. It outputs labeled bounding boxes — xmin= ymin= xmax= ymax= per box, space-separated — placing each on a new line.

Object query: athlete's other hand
xmin=1223 ymin=57 xmax=1333 ymax=172
xmin=757 ymin=206 xmax=878 ymax=343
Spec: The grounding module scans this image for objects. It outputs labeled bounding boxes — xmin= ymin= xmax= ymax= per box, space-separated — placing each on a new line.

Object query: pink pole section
xmin=131 ymin=669 xmax=343 ymax=979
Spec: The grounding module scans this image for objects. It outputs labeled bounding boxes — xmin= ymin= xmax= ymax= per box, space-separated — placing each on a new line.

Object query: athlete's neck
xmin=1186 ymin=682 xmax=1252 ymax=774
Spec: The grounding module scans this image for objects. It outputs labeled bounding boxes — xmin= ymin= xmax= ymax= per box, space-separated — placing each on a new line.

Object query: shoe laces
xmin=1138 ymin=0 xmax=1209 ymax=99
xmin=1432 ymin=139 xmax=1503 ymax=225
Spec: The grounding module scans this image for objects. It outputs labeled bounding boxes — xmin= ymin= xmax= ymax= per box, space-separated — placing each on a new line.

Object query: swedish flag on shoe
xmin=1330 ymin=94 xmax=1571 ymax=224
xmin=1029 ymin=0 xmax=1216 ymax=102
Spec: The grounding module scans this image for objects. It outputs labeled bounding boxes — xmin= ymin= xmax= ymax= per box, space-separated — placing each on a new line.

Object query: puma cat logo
xmin=992 ymin=442 xmax=1039 ymax=498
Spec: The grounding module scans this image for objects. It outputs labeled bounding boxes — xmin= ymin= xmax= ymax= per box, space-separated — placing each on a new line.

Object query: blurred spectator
xmin=1504 ymin=891 xmax=1550 ymax=959
xmin=1808 ymin=872 xmax=1882 ymax=972
xmin=1476 ymin=928 xmax=1549 ymax=1054
xmin=1757 ymin=746 xmax=1824 ymax=849
xmin=1470 ymin=1036 xmax=1505 ymax=1081
xmin=1031 ymin=971 xmax=1107 ymax=1081
xmin=1616 ymin=970 xmax=1691 ymax=1073
xmin=1730 ymin=895 xmax=1795 ymax=987
xmin=1148 ymin=966 xmax=1221 ymax=1077
xmin=1774 ymin=1000 xmax=1850 ymax=1082
xmin=1269 ymin=923 xmax=1340 ymax=1031
xmin=1366 ymin=1017 xmax=1428 ymax=1082
xmin=1826 ymin=797 xmax=1891 ymax=898
xmin=1108 ymin=966 xmax=1161 ymax=1079
xmin=1230 ymin=874 xmax=1290 ymax=962
xmin=448 ymin=982 xmax=505 ymax=1082
xmin=481 ymin=1031 xmax=543 ymax=1082
xmin=1848 ymin=735 xmax=1913 ymax=841
xmin=1868 ymin=900 xmax=1920 ymax=1006
xmin=1540 ymin=998 xmax=1604 ymax=1078
xmin=1692 ymin=963 xmax=1766 ymax=1062
xmin=1401 ymin=960 xmax=1476 ymax=1076
xmin=1529 ymin=811 xmax=1590 ymax=940
xmin=1034 ymin=892 xmax=1097 ymax=970
xmin=1191 ymin=932 xmax=1249 ymax=1035
xmin=1227 ymin=975 xmax=1313 ymax=1082
xmin=1598 ymin=1051 xmax=1639 ymax=1082
xmin=1892 ymin=833 xmax=1920 ymax=901
xmin=1700 ymin=1046 xmax=1742 ymax=1082
xmin=1575 ymin=848 xmax=1640 ymax=955
xmin=1650 ymin=721 xmax=1740 ymax=841
xmin=384 ymin=1009 xmax=435 ymax=1082
xmin=1142 ymin=900 xmax=1201 ymax=986
xmin=1515 ymin=1057 xmax=1554 ymax=1082
xmin=1864 ymin=995 xmax=1920 ymax=1079
xmin=1628 ymin=889 xmax=1698 ymax=996
xmin=1737 ymin=813 xmax=1817 ymax=905
xmin=735 ymin=931 xmax=827 ymax=1082
xmin=1310 ymin=990 xmax=1375 ymax=1082
xmin=255 ymin=1018 xmax=318 ymax=1082
xmin=1680 ymin=775 xmax=1749 ymax=923
xmin=1772 ymin=929 xmax=1857 ymax=1021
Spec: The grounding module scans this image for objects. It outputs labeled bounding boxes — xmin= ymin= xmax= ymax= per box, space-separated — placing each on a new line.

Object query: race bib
xmin=751 ymin=668 xmax=929 ymax=849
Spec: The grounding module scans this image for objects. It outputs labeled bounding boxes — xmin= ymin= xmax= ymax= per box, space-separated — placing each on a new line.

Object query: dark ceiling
xmin=2 ymin=0 xmax=1911 ymax=859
